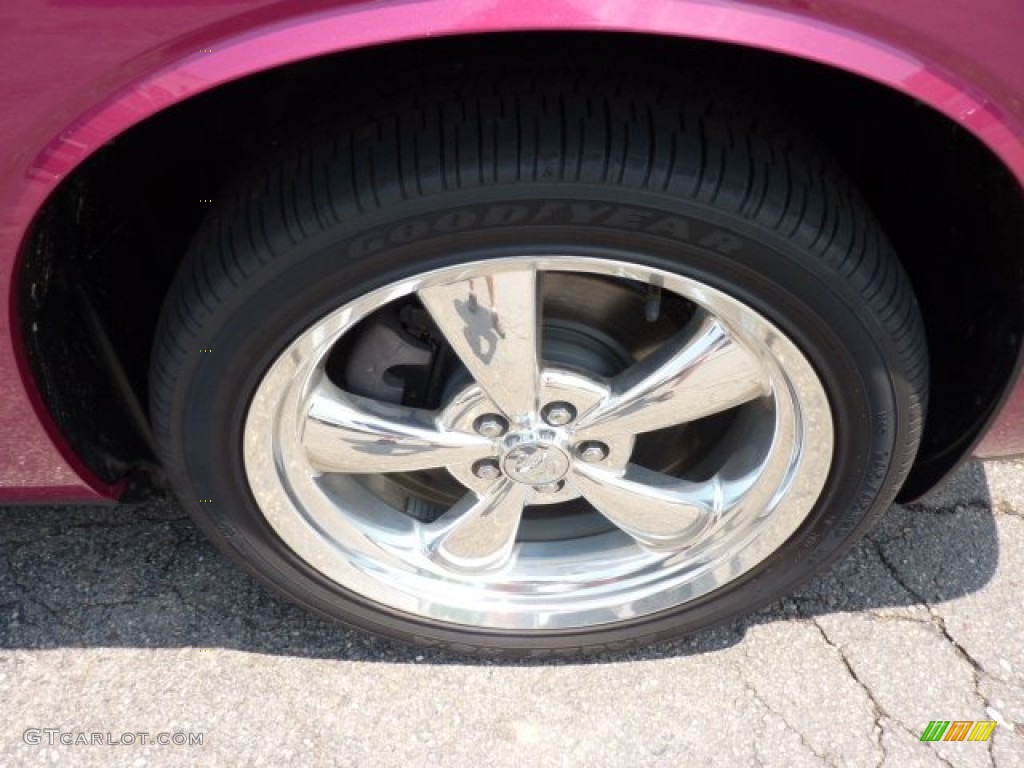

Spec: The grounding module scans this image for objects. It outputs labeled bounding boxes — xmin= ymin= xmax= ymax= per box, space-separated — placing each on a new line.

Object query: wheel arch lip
xmin=5 ymin=0 xmax=1024 ymax=500
xmin=23 ymin=1 xmax=1024 ymax=188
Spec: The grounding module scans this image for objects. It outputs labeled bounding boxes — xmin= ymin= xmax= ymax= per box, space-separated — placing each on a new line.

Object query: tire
xmin=150 ymin=67 xmax=927 ymax=656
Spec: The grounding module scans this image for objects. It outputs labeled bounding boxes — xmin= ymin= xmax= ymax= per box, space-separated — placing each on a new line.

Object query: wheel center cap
xmin=501 ymin=432 xmax=570 ymax=485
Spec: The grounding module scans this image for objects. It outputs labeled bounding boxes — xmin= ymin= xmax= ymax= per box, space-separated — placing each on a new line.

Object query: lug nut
xmin=577 ymin=441 xmax=609 ymax=463
xmin=534 ymin=481 xmax=565 ymax=494
xmin=474 ymin=413 xmax=509 ymax=438
xmin=472 ymin=459 xmax=502 ymax=481
xmin=542 ymin=402 xmax=576 ymax=427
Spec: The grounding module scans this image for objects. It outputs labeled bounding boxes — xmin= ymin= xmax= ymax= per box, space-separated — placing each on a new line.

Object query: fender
xmin=3 ymin=0 xmax=1023 ymax=499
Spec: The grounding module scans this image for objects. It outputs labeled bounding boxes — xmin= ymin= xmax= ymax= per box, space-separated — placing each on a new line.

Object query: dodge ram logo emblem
xmin=502 ymin=444 xmax=570 ymax=485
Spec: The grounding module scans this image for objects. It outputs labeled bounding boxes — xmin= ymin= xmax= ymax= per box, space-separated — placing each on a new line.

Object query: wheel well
xmin=18 ymin=32 xmax=1024 ymax=497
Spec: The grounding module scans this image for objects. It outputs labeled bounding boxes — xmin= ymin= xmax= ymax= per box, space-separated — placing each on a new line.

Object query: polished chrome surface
xmin=577 ymin=441 xmax=609 ymax=463
xmin=533 ymin=481 xmax=564 ymax=494
xmin=541 ymin=402 xmax=576 ymax=426
xmin=471 ymin=459 xmax=501 ymax=481
xmin=473 ymin=414 xmax=508 ymax=438
xmin=303 ymin=378 xmax=493 ymax=474
xmin=244 ymin=256 xmax=834 ymax=630
xmin=574 ymin=314 xmax=770 ymax=437
xmin=417 ymin=267 xmax=541 ymax=425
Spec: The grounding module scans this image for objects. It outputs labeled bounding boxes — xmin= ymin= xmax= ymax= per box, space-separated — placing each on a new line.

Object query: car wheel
xmin=151 ymin=70 xmax=927 ymax=656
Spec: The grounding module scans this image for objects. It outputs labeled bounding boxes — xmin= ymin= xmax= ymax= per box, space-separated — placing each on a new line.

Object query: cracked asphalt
xmin=0 ymin=458 xmax=1022 ymax=767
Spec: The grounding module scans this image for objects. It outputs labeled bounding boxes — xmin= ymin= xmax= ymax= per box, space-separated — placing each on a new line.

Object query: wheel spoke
xmin=571 ymin=463 xmax=717 ymax=549
xmin=422 ymin=480 xmax=532 ymax=571
xmin=577 ymin=314 xmax=769 ymax=437
xmin=417 ymin=266 xmax=541 ymax=423
xmin=303 ymin=376 xmax=491 ymax=474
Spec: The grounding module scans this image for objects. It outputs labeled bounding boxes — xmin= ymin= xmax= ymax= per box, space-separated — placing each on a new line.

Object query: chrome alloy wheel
xmin=243 ymin=256 xmax=834 ymax=630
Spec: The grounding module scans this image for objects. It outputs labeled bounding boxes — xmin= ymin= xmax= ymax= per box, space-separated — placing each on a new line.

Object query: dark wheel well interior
xmin=17 ymin=32 xmax=1024 ymax=499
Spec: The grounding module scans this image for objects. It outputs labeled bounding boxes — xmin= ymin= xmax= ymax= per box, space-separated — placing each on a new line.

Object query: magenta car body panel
xmin=1 ymin=0 xmax=1023 ymax=501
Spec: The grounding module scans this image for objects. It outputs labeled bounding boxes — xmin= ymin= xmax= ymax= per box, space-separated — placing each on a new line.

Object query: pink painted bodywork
xmin=1 ymin=0 xmax=1023 ymax=500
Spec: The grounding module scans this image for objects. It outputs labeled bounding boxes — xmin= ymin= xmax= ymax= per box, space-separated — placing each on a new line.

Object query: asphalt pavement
xmin=0 ymin=459 xmax=1022 ymax=767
